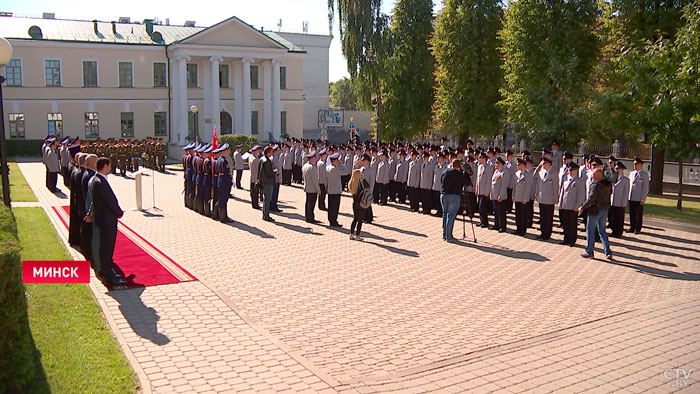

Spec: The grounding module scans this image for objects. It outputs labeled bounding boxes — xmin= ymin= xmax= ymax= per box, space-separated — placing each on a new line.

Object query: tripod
xmin=462 ymin=208 xmax=477 ymax=243
xmin=150 ymin=166 xmax=162 ymax=212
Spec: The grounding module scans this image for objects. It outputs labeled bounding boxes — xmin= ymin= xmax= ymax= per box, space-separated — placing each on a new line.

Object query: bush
xmin=218 ymin=134 xmax=258 ymax=156
xmin=0 ymin=205 xmax=35 ymax=392
xmin=7 ymin=140 xmax=43 ymax=158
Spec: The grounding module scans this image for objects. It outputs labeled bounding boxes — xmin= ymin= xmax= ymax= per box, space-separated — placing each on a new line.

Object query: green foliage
xmin=330 ymin=77 xmax=369 ymax=110
xmin=500 ymin=0 xmax=600 ymax=150
xmin=218 ymin=134 xmax=258 ymax=155
xmin=7 ymin=139 xmax=43 ymax=157
xmin=432 ymin=0 xmax=504 ymax=144
xmin=381 ymin=0 xmax=435 ymax=140
xmin=0 ymin=205 xmax=36 ymax=392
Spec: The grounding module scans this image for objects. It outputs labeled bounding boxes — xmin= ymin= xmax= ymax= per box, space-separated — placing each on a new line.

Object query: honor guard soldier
xmin=609 ymin=161 xmax=629 ymax=237
xmin=248 ymin=145 xmax=262 ymax=209
xmin=211 ymin=147 xmax=220 ymax=220
xmin=535 ymin=156 xmax=559 ymax=240
xmin=117 ymin=140 xmax=129 ymax=176
xmin=215 ymin=144 xmax=233 ymax=222
xmin=512 ymin=158 xmax=532 ymax=235
xmin=558 ymin=162 xmax=585 ymax=246
xmin=182 ymin=143 xmax=195 ymax=209
xmin=194 ymin=144 xmax=208 ymax=214
xmin=109 ymin=140 xmax=118 ymax=174
xmin=302 ymin=151 xmax=322 ymax=224
xmin=628 ymin=156 xmax=649 ymax=234
xmin=156 ymin=138 xmax=167 ymax=172
xmin=200 ymin=145 xmax=214 ymax=217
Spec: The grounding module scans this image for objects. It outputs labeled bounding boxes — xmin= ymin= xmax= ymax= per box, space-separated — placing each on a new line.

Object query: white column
xmin=210 ymin=56 xmax=222 ymax=137
xmin=234 ymin=60 xmax=243 ymax=134
xmin=242 ymin=57 xmax=253 ymax=135
xmin=202 ymin=59 xmax=212 ymax=138
xmin=263 ymin=60 xmax=272 ymax=140
xmin=175 ymin=55 xmax=190 ymax=144
xmin=272 ymin=60 xmax=282 ymax=141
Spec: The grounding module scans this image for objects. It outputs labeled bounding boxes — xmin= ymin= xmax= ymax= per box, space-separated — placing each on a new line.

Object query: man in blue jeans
xmin=440 ymin=159 xmax=467 ymax=241
xmin=578 ymin=168 xmax=613 ymax=260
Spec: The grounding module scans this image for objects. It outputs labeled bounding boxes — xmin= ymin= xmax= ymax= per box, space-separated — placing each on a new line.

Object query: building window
xmin=280 ymin=66 xmax=286 ymax=90
xmin=5 ymin=59 xmax=21 ymax=86
xmin=119 ymin=62 xmax=133 ymax=87
xmin=281 ymin=111 xmax=287 ymax=134
xmin=48 ymin=113 xmax=63 ymax=137
xmin=45 ymin=60 xmax=61 ymax=86
xmin=188 ymin=111 xmax=199 ymax=141
xmin=250 ymin=65 xmax=258 ymax=89
xmin=187 ymin=63 xmax=198 ymax=87
xmin=85 ymin=112 xmax=99 ymax=138
xmin=251 ymin=111 xmax=258 ymax=134
xmin=154 ymin=112 xmax=167 ymax=136
xmin=153 ymin=62 xmax=167 ymax=87
xmin=82 ymin=61 xmax=98 ymax=87
xmin=219 ymin=64 xmax=229 ymax=88
xmin=8 ymin=113 xmax=25 ymax=139
xmin=121 ymin=112 xmax=134 ymax=137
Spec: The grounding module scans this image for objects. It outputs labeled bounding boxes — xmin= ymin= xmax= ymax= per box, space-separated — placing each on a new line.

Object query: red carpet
xmin=54 ymin=206 xmax=196 ymax=289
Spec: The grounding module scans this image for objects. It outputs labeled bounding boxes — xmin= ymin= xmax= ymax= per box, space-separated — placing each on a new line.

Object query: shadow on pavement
xmin=228 ymin=220 xmax=275 ymax=239
xmin=108 ymin=287 xmax=170 ymax=345
xmin=450 ymin=239 xmax=550 ymax=262
xmin=602 ymin=258 xmax=700 ymax=281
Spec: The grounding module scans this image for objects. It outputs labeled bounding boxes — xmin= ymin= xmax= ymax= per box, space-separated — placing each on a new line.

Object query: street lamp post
xmin=0 ymin=37 xmax=13 ymax=208
xmin=189 ymin=104 xmax=199 ymax=143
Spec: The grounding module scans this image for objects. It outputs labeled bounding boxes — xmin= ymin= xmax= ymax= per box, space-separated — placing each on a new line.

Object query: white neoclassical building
xmin=0 ymin=13 xmax=332 ymax=150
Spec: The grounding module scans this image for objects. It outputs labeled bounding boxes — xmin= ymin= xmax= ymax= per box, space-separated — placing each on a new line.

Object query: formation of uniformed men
xmin=182 ymin=142 xmax=233 ymax=223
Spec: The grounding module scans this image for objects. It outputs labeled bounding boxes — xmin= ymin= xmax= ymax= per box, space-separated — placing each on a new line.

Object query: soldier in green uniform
xmin=117 ymin=139 xmax=128 ymax=176
xmin=156 ymin=138 xmax=167 ymax=172
xmin=108 ymin=140 xmax=118 ymax=174
xmin=131 ymin=140 xmax=141 ymax=172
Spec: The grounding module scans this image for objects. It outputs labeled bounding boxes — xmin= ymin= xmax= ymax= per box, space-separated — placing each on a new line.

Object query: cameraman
xmin=440 ymin=158 xmax=467 ymax=241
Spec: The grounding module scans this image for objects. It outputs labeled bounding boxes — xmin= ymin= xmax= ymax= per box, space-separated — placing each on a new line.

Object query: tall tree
xmin=329 ymin=77 xmax=364 ymax=110
xmin=500 ymin=0 xmax=600 ymax=150
xmin=328 ymin=0 xmax=390 ymax=136
xmin=432 ymin=0 xmax=504 ymax=144
xmin=381 ymin=0 xmax=435 ymax=140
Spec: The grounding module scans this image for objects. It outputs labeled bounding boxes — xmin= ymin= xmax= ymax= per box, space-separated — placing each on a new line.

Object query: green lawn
xmin=14 ymin=207 xmax=139 ymax=394
xmin=644 ymin=194 xmax=700 ymax=224
xmin=0 ymin=162 xmax=39 ymax=202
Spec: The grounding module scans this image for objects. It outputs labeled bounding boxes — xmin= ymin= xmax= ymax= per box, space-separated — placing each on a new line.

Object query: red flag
xmin=212 ymin=125 xmax=219 ymax=151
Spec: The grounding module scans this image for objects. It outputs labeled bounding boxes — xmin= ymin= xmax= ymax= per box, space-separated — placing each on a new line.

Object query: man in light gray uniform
xmin=558 ymin=161 xmax=586 ymax=246
xmin=45 ymin=139 xmax=61 ymax=193
xmin=490 ymin=157 xmax=510 ymax=232
xmin=317 ymin=149 xmax=328 ymax=211
xmin=375 ymin=150 xmax=391 ymax=205
xmin=282 ymin=144 xmax=294 ymax=185
xmin=512 ymin=158 xmax=532 ymax=235
xmin=627 ymin=156 xmax=649 ymax=234
xmin=233 ymin=144 xmax=245 ymax=189
xmin=407 ymin=151 xmax=421 ymax=212
xmin=394 ymin=150 xmax=409 ymax=204
xmin=419 ymin=152 xmax=435 ymax=215
xmin=475 ymin=152 xmax=493 ymax=227
xmin=248 ymin=145 xmax=262 ymax=210
xmin=325 ymin=153 xmax=347 ymax=227
xmin=535 ymin=157 xmax=559 ymax=240
xmin=432 ymin=153 xmax=448 ymax=217
xmin=302 ymin=151 xmax=321 ymax=224
xmin=609 ymin=161 xmax=629 ymax=237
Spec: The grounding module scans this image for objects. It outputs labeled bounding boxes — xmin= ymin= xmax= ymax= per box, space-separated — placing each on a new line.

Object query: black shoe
xmin=329 ymin=223 xmax=343 ymax=228
xmin=252 ymin=206 xmax=261 ymax=210
xmin=626 ymin=229 xmax=635 ymax=233
xmin=263 ymin=217 xmax=275 ymax=222
xmin=320 ymin=207 xmax=328 ymax=211
xmin=488 ymin=226 xmax=496 ymax=230
xmin=271 ymin=208 xmax=283 ymax=213
xmin=569 ymin=243 xmax=576 ymax=247
xmin=558 ymin=240 xmax=569 ymax=245
xmin=498 ymin=229 xmax=506 ymax=233
xmin=634 ymin=230 xmax=641 ymax=235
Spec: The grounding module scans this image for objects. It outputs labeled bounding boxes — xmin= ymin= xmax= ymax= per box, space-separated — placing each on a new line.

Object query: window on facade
xmin=250 ymin=65 xmax=258 ymax=89
xmin=219 ymin=64 xmax=229 ymax=88
xmin=251 ymin=111 xmax=258 ymax=134
xmin=8 ymin=113 xmax=25 ymax=139
xmin=280 ymin=66 xmax=286 ymax=90
xmin=119 ymin=62 xmax=133 ymax=87
xmin=154 ymin=112 xmax=167 ymax=136
xmin=281 ymin=111 xmax=287 ymax=134
xmin=121 ymin=112 xmax=134 ymax=137
xmin=153 ymin=62 xmax=167 ymax=87
xmin=188 ymin=111 xmax=199 ymax=141
xmin=45 ymin=60 xmax=61 ymax=86
xmin=82 ymin=61 xmax=98 ymax=87
xmin=48 ymin=113 xmax=63 ymax=137
xmin=187 ymin=63 xmax=198 ymax=87
xmin=85 ymin=112 xmax=99 ymax=138
xmin=5 ymin=59 xmax=22 ymax=86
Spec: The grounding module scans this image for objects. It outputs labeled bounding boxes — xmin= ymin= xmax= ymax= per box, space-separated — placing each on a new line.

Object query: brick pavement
xmin=19 ymin=162 xmax=699 ymax=393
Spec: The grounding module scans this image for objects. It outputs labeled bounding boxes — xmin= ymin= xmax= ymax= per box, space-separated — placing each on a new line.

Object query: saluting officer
xmin=558 ymin=162 xmax=586 ymax=246
xmin=535 ymin=156 xmax=559 ymax=240
xmin=475 ymin=152 xmax=493 ymax=228
xmin=628 ymin=156 xmax=649 ymax=234
xmin=215 ymin=144 xmax=233 ymax=223
xmin=317 ymin=149 xmax=329 ymax=211
xmin=490 ymin=157 xmax=510 ymax=232
xmin=248 ymin=145 xmax=262 ymax=210
xmin=512 ymin=158 xmax=532 ymax=236
xmin=302 ymin=151 xmax=321 ymax=224
xmin=609 ymin=161 xmax=629 ymax=237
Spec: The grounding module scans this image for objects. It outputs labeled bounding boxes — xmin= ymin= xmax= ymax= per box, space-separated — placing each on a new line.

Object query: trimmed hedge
xmin=7 ymin=139 xmax=43 ymax=158
xmin=0 ymin=205 xmax=35 ymax=392
xmin=218 ymin=134 xmax=258 ymax=156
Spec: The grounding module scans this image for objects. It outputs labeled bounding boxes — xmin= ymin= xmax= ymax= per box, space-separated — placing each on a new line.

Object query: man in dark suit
xmin=68 ymin=152 xmax=86 ymax=251
xmin=86 ymin=158 xmax=126 ymax=286
xmin=81 ymin=154 xmax=98 ymax=263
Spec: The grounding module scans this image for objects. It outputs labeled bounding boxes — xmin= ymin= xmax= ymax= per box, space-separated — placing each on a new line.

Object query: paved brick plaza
xmin=19 ymin=162 xmax=700 ymax=393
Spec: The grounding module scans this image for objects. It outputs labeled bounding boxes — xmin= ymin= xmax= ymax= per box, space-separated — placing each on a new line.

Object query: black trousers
xmin=45 ymin=167 xmax=50 ymax=189
xmin=492 ymin=199 xmax=506 ymax=230
xmin=327 ymin=194 xmax=341 ymax=225
xmin=629 ymin=200 xmax=644 ymax=232
xmin=319 ymin=184 xmax=327 ymax=210
xmin=236 ymin=170 xmax=243 ymax=189
xmin=47 ymin=171 xmax=58 ymax=192
xmin=61 ymin=166 xmax=70 ymax=187
xmin=478 ymin=195 xmax=490 ymax=226
xmin=515 ymin=202 xmax=528 ymax=234
xmin=388 ymin=180 xmax=397 ymax=201
xmin=527 ymin=200 xmax=535 ymax=227
xmin=373 ymin=184 xmax=380 ymax=202
xmin=506 ymin=188 xmax=513 ymax=213
xmin=305 ymin=192 xmax=317 ymax=222
xmin=560 ymin=209 xmax=578 ymax=244
xmin=396 ymin=182 xmax=407 ymax=204
xmin=341 ymin=175 xmax=351 ymax=191
xmin=539 ymin=203 xmax=554 ymax=238
xmin=351 ymin=197 xmax=367 ymax=235
xmin=420 ymin=188 xmax=432 ymax=214
xmin=80 ymin=220 xmax=93 ymax=263
xmin=250 ymin=182 xmax=260 ymax=208
xmin=92 ymin=222 xmax=117 ymax=278
xmin=433 ymin=190 xmax=442 ymax=215
xmin=292 ymin=164 xmax=302 ymax=183
xmin=609 ymin=206 xmax=625 ymax=236
xmin=377 ymin=183 xmax=389 ymax=205
xmin=282 ymin=169 xmax=292 ymax=185
xmin=408 ymin=187 xmax=420 ymax=211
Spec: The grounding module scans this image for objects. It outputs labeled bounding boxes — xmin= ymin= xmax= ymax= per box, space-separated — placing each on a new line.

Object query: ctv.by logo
xmin=664 ymin=368 xmax=692 ymax=388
